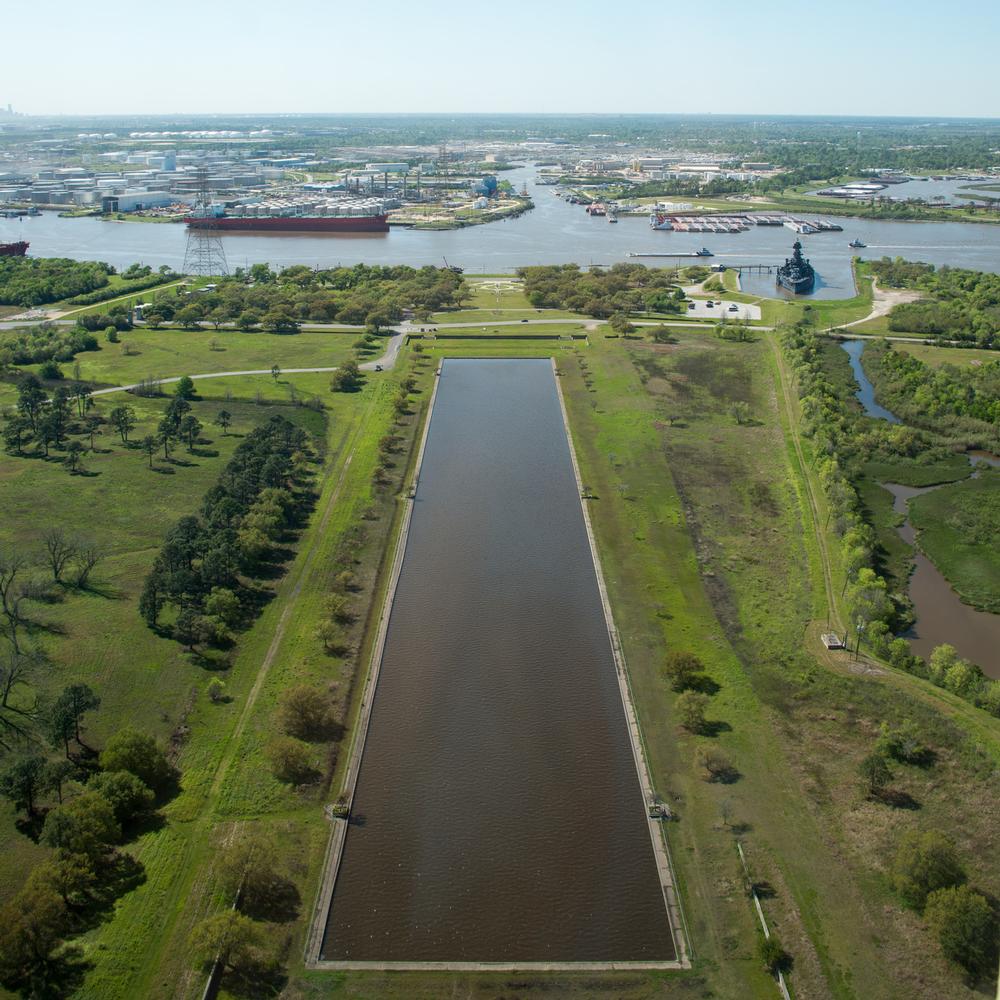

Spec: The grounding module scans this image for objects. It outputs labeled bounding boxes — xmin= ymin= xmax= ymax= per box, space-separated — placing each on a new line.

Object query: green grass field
xmin=3 ymin=311 xmax=1000 ymax=999
xmin=896 ymin=342 xmax=1000 ymax=368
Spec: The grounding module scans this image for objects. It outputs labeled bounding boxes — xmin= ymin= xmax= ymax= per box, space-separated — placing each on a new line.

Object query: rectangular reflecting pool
xmin=320 ymin=358 xmax=675 ymax=963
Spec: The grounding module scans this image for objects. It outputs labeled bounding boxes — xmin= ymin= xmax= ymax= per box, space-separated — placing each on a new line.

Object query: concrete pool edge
xmin=303 ymin=358 xmax=444 ymax=969
xmin=305 ymin=356 xmax=690 ymax=972
xmin=551 ymin=358 xmax=691 ymax=970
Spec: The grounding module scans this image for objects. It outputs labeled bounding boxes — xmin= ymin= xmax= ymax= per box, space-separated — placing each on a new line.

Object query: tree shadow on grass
xmin=877 ymin=788 xmax=921 ymax=810
xmin=17 ymin=945 xmax=92 ymax=1000
xmin=149 ymin=465 xmax=176 ymax=475
xmin=241 ymin=876 xmax=301 ymax=923
xmin=701 ymin=719 xmax=733 ymax=738
xmin=221 ymin=964 xmax=289 ymax=1000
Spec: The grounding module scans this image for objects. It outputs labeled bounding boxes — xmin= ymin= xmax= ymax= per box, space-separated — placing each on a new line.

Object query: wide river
xmin=320 ymin=358 xmax=674 ymax=962
xmin=5 ymin=165 xmax=1000 ymax=299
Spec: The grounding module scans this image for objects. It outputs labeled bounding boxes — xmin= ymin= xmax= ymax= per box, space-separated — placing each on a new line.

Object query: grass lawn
xmin=0 ymin=325 xmax=358 ymax=390
xmin=909 ymin=470 xmax=1000 ymax=613
xmin=896 ymin=342 xmax=1000 ymax=368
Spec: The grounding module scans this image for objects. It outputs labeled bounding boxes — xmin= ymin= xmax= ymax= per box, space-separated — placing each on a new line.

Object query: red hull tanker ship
xmin=0 ymin=241 xmax=29 ymax=257
xmin=186 ymin=196 xmax=389 ymax=234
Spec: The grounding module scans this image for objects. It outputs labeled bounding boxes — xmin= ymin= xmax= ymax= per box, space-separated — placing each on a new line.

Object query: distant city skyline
xmin=7 ymin=0 xmax=1000 ymax=118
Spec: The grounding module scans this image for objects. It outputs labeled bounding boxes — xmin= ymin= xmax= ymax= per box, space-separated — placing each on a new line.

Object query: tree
xmin=891 ymin=830 xmax=966 ymax=910
xmin=188 ymin=911 xmax=272 ymax=975
xmin=173 ymin=606 xmax=201 ymax=651
xmin=99 ymin=727 xmax=173 ymax=793
xmin=265 ymin=735 xmax=314 ymax=783
xmin=214 ymin=409 xmax=232 ymax=435
xmin=676 ymin=691 xmax=710 ymax=734
xmin=271 ymin=364 xmax=281 ymax=383
xmin=3 ymin=414 xmax=31 ymax=455
xmin=42 ymin=528 xmax=76 ymax=583
xmin=609 ymin=312 xmax=635 ymax=336
xmin=175 ymin=375 xmax=196 ymax=400
xmin=83 ymin=412 xmax=103 ymax=450
xmin=89 ymin=770 xmax=154 ymax=824
xmin=662 ymin=651 xmax=705 ymax=692
xmin=109 ymin=404 xmax=136 ymax=443
xmin=924 ymin=884 xmax=994 ymax=975
xmin=205 ymin=587 xmax=241 ymax=627
xmin=330 ymin=361 xmax=363 ymax=393
xmin=47 ymin=684 xmax=100 ymax=755
xmin=141 ymin=434 xmax=158 ymax=469
xmin=157 ymin=419 xmax=175 ymax=461
xmin=697 ymin=747 xmax=736 ymax=783
xmin=41 ymin=759 xmax=76 ymax=804
xmin=729 ymin=400 xmax=751 ymax=425
xmin=72 ymin=541 xmax=104 ymax=588
xmin=649 ymin=325 xmax=677 ymax=344
xmin=27 ymin=855 xmax=96 ymax=908
xmin=858 ymin=752 xmax=892 ymax=798
xmin=0 ymin=755 xmax=46 ymax=817
xmin=179 ymin=414 xmax=202 ymax=452
xmin=758 ymin=934 xmax=790 ymax=975
xmin=0 ymin=880 xmax=68 ymax=988
xmin=278 ymin=685 xmax=332 ymax=740
xmin=41 ymin=791 xmax=120 ymax=861
xmin=216 ymin=831 xmax=279 ymax=907
xmin=16 ymin=374 xmax=47 ymax=432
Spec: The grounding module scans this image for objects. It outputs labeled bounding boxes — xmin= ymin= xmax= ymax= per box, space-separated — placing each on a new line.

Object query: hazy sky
xmin=6 ymin=0 xmax=1000 ymax=117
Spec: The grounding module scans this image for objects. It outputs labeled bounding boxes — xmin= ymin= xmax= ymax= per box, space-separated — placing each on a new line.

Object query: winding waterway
xmin=5 ymin=165 xmax=1000 ymax=297
xmin=320 ymin=358 xmax=674 ymax=962
xmin=839 ymin=340 xmax=1000 ymax=677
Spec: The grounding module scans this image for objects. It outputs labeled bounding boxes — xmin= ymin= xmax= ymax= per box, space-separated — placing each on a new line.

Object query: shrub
xmin=891 ymin=830 xmax=966 ymax=910
xmin=89 ymin=770 xmax=154 ymax=824
xmin=924 ymin=884 xmax=994 ymax=975
xmin=676 ymin=691 xmax=710 ymax=734
xmin=265 ymin=736 xmax=314 ymax=784
xmin=277 ymin=685 xmax=332 ymax=741
xmin=697 ymin=747 xmax=736 ymax=782
xmin=207 ymin=678 xmax=227 ymax=704
xmin=99 ymin=728 xmax=173 ymax=793
xmin=758 ymin=934 xmax=790 ymax=975
xmin=662 ymin=651 xmax=705 ymax=692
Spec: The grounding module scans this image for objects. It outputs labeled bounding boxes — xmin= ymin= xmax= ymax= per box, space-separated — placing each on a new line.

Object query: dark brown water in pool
xmin=320 ymin=358 xmax=674 ymax=962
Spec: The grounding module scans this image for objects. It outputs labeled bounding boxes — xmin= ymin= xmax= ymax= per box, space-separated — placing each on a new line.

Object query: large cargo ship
xmin=776 ymin=240 xmax=815 ymax=294
xmin=186 ymin=197 xmax=389 ymax=234
xmin=187 ymin=214 xmax=388 ymax=233
xmin=0 ymin=241 xmax=29 ymax=257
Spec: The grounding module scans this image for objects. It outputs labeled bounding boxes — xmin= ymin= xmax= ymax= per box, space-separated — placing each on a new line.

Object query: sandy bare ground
xmin=842 ymin=279 xmax=922 ymax=328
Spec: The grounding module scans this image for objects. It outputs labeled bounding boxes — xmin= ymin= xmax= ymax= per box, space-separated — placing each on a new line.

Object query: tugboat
xmin=848 ymin=238 xmax=866 ymax=249
xmin=607 ymin=211 xmax=618 ymax=223
xmin=695 ymin=247 xmax=713 ymax=257
xmin=776 ymin=240 xmax=815 ymax=294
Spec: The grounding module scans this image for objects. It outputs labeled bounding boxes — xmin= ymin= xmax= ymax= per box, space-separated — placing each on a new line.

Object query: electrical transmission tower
xmin=182 ymin=167 xmax=229 ymax=277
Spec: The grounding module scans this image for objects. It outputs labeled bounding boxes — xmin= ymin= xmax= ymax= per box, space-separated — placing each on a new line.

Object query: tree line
xmin=139 ymin=262 xmax=468 ymax=332
xmin=139 ymin=415 xmax=313 ymax=658
xmin=0 ymin=258 xmax=112 ymax=308
xmin=517 ymin=263 xmax=687 ymax=318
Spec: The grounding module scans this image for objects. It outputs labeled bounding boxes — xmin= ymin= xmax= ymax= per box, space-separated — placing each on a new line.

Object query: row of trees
xmin=139 ymin=263 xmax=468 ymax=331
xmin=518 ymin=263 xmax=687 ymax=318
xmin=0 ymin=324 xmax=99 ymax=370
xmin=139 ymin=415 xmax=312 ymax=655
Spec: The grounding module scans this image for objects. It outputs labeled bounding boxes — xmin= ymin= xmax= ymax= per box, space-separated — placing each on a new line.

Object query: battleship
xmin=776 ymin=240 xmax=815 ymax=294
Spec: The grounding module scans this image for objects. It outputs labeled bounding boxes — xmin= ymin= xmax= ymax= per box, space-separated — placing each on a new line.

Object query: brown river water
xmin=320 ymin=358 xmax=674 ymax=962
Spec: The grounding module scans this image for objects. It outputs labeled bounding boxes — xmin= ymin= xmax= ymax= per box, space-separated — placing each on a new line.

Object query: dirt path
xmin=842 ymin=278 xmax=921 ymax=329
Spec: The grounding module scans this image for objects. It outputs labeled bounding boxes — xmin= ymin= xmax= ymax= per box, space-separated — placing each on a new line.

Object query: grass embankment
xmin=616 ymin=329 xmax=1000 ymax=998
xmin=909 ymin=470 xmax=1000 ymax=613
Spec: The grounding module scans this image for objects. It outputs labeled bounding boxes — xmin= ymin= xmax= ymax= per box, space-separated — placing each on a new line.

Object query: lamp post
xmin=854 ymin=617 xmax=866 ymax=661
